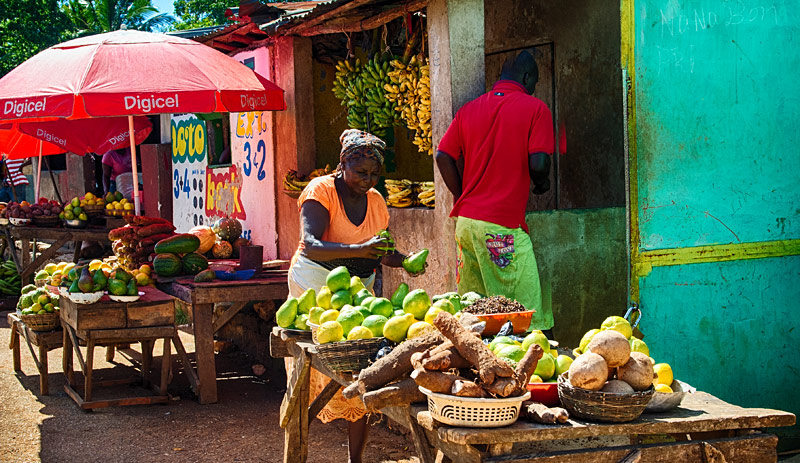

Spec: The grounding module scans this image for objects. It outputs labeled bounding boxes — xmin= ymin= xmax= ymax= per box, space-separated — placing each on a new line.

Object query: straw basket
xmin=420 ymin=387 xmax=530 ymax=428
xmin=18 ymin=311 xmax=60 ymax=332
xmin=313 ymin=337 xmax=384 ymax=372
xmin=557 ymin=373 xmax=654 ymax=423
xmin=81 ymin=204 xmax=106 ymax=217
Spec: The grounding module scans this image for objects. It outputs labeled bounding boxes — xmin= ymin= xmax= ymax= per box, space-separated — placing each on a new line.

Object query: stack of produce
xmin=568 ymin=316 xmax=671 ymax=394
xmin=33 ymin=261 xmax=74 ymax=288
xmin=275 ymin=250 xmax=431 ymax=342
xmin=2 ymin=200 xmax=64 ymax=222
xmin=385 ymin=180 xmax=434 ymax=208
xmin=17 ymin=284 xmax=59 ymax=315
xmin=385 ymin=55 xmax=432 ymax=155
xmin=102 ymin=191 xmax=134 ymax=216
xmin=108 ymin=216 xmax=176 ymax=271
xmin=152 ymin=234 xmax=208 ymax=278
xmin=282 ymin=166 xmax=333 ymax=193
xmin=58 ymin=264 xmax=108 ymax=294
xmin=487 ymin=329 xmax=573 ymax=385
xmin=332 ymin=56 xmax=400 ymax=138
xmin=0 ymin=259 xmax=21 ymax=296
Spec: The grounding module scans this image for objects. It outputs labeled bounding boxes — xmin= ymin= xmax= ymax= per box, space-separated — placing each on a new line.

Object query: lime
xmin=361 ymin=315 xmax=388 ymax=337
xmin=496 ymin=344 xmax=525 ymax=363
xmin=316 ymin=286 xmax=333 ymax=310
xmin=521 ymin=331 xmax=550 ymax=354
xmin=349 ymin=276 xmax=367 ymax=297
xmin=601 ymin=316 xmax=633 ymax=339
xmin=336 ymin=309 xmax=365 ymax=336
xmin=326 ymin=266 xmax=351 ymax=293
xmin=330 ymin=290 xmax=352 ymax=310
xmin=629 ymin=338 xmax=650 ymax=356
xmin=317 ymin=321 xmax=344 ymax=344
xmin=406 ymin=321 xmax=436 ymax=339
xmin=554 ymin=355 xmax=573 ymax=376
xmin=355 ymin=306 xmax=372 ymax=319
xmin=308 ymin=307 xmax=325 ymax=324
xmin=579 ymin=328 xmax=601 ymax=353
xmin=319 ymin=309 xmax=340 ymax=324
xmin=346 ymin=326 xmax=373 ymax=340
xmin=383 ymin=313 xmax=415 ymax=342
xmin=402 ymin=289 xmax=431 ymax=320
xmin=369 ymin=298 xmax=394 ymax=318
xmin=489 ymin=336 xmax=517 ymax=353
xmin=294 ymin=314 xmax=310 ymax=331
xmin=431 ymin=298 xmax=455 ymax=315
xmin=533 ymin=353 xmax=556 ymax=380
xmin=353 ymin=289 xmax=372 ymax=306
xmin=528 ymin=375 xmax=544 ymax=384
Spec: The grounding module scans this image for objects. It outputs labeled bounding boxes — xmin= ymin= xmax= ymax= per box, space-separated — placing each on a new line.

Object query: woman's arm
xmin=102 ymin=163 xmax=112 ymax=194
xmin=300 ymin=200 xmax=387 ymax=261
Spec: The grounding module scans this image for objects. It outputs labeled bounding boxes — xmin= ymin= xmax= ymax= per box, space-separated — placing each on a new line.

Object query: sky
xmin=152 ymin=0 xmax=175 ymax=16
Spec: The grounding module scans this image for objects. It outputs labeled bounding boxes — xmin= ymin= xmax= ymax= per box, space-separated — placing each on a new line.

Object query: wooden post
xmin=273 ymin=36 xmax=316 ymax=260
xmin=85 ymin=339 xmax=95 ymax=402
xmin=10 ymin=321 xmax=20 ymax=372
xmin=38 ymin=343 xmax=48 ymax=395
xmin=426 ymin=0 xmax=486 ymax=293
xmin=159 ymin=337 xmax=171 ymax=395
xmin=139 ymin=143 xmax=173 ymax=221
xmin=193 ymin=302 xmax=217 ymax=404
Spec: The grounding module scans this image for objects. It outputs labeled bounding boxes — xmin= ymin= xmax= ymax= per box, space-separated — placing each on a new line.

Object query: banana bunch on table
xmin=283 ymin=165 xmax=333 ymax=192
xmin=415 ymin=181 xmax=435 ymax=208
xmin=385 ymin=179 xmax=414 ymax=208
xmin=385 ymin=55 xmax=432 ymax=155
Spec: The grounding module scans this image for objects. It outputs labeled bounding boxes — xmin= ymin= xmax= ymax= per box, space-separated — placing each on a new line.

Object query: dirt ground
xmin=0 ymin=311 xmax=420 ymax=463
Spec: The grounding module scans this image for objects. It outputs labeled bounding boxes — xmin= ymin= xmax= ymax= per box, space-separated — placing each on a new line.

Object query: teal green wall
xmin=527 ymin=208 xmax=628 ymax=348
xmin=635 ymin=0 xmax=800 ymax=250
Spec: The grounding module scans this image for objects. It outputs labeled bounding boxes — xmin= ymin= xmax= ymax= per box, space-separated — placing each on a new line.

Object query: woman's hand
xmin=405 ymin=261 xmax=428 ymax=277
xmin=354 ymin=236 xmax=392 ymax=260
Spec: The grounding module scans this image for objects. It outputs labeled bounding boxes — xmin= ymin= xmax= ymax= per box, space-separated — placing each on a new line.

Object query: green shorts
xmin=455 ymin=216 xmax=552 ymax=330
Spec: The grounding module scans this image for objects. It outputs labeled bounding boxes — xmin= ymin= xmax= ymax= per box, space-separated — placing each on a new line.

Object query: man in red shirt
xmin=436 ymin=50 xmax=555 ymax=335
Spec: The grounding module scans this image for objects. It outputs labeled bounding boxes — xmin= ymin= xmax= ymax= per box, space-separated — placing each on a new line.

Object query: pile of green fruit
xmin=17 ymin=284 xmax=59 ymax=315
xmin=0 ymin=259 xmax=21 ymax=296
xmin=57 ymin=264 xmax=137 ymax=297
xmin=276 ymin=264 xmax=460 ymax=345
xmin=332 ymin=55 xmax=402 ymax=138
xmin=488 ymin=331 xmax=573 ymax=383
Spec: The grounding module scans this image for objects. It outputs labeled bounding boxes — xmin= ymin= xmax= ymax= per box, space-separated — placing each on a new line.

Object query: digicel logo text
xmin=107 ymin=131 xmax=129 ymax=146
xmin=124 ymin=94 xmax=179 ymax=113
xmin=35 ymin=128 xmax=66 ymax=147
xmin=3 ymin=97 xmax=46 ymax=117
xmin=240 ymin=94 xmax=268 ymax=110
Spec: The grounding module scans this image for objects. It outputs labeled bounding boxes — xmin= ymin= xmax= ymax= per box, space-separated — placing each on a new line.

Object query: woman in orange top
xmin=287 ymin=129 xmax=423 ymax=463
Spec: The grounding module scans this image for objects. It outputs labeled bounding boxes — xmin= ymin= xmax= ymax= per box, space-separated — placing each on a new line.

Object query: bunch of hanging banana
xmin=385 ymin=55 xmax=432 ymax=155
xmin=385 ymin=179 xmax=414 ymax=208
xmin=360 ymin=56 xmax=403 ymax=131
xmin=333 ymin=57 xmax=395 ymax=138
xmin=283 ymin=165 xmax=333 ymax=192
xmin=415 ymin=181 xmax=435 ymax=208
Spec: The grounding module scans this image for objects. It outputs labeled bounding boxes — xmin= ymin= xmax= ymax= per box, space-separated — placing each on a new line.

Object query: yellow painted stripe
xmin=633 ymin=239 xmax=800 ymax=278
xmin=622 ymin=0 xmax=641 ymax=299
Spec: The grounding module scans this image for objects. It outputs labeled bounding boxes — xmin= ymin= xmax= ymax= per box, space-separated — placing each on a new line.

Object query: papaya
xmin=402 ymin=249 xmax=429 ymax=274
xmin=390 ymin=283 xmax=409 ymax=307
xmin=276 ymin=298 xmax=298 ymax=328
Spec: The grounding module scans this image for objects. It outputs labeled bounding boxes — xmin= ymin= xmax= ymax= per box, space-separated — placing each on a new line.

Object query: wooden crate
xmin=126 ymin=299 xmax=174 ymax=328
xmin=60 ymin=298 xmax=127 ymax=331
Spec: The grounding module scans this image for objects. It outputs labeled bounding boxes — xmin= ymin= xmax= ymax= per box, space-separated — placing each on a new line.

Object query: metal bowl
xmin=644 ymin=379 xmax=694 ymax=412
xmin=63 ymin=218 xmax=88 ymax=229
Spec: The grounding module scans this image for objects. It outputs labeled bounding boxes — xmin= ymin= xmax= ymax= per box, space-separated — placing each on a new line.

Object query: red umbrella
xmin=0 ymin=28 xmax=286 ymax=213
xmin=15 ymin=117 xmax=152 ymax=156
xmin=0 ymin=124 xmax=65 ymax=159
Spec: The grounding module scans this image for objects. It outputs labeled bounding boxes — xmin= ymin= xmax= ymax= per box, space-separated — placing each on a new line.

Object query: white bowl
xmin=9 ymin=217 xmax=32 ymax=226
xmin=66 ymin=291 xmax=105 ymax=304
xmin=107 ymin=291 xmax=144 ymax=302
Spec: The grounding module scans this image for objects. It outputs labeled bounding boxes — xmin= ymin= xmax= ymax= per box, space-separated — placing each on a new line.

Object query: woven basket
xmin=313 ymin=337 xmax=384 ymax=372
xmin=81 ymin=204 xmax=106 ymax=217
xmin=18 ymin=311 xmax=60 ymax=332
xmin=558 ymin=373 xmax=654 ymax=423
xmin=32 ymin=215 xmax=61 ymax=227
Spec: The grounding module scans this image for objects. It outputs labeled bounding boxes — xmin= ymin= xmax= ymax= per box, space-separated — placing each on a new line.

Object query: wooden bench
xmin=7 ymin=312 xmax=63 ymax=395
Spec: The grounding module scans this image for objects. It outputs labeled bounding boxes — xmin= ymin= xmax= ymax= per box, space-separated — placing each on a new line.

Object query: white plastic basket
xmin=308 ymin=322 xmax=320 ymax=344
xmin=419 ymin=387 xmax=530 ymax=428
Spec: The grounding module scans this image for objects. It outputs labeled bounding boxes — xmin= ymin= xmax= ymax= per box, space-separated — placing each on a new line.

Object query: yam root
xmin=433 ymin=311 xmax=514 ymax=384
xmin=513 ymin=344 xmax=544 ymax=395
xmin=341 ymin=332 xmax=444 ymax=399
xmin=482 ymin=377 xmax=518 ymax=397
xmin=411 ymin=368 xmax=466 ymax=394
xmin=521 ymin=401 xmax=569 ymax=424
xmin=422 ymin=342 xmax=471 ymax=371
xmin=136 ymin=223 xmax=176 ymax=237
xmin=451 ymin=380 xmax=486 ymax=398
xmin=361 ymin=378 xmax=425 ymax=411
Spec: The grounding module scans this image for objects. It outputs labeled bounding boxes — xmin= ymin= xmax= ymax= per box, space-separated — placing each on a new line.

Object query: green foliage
xmin=61 ymin=0 xmax=174 ymax=35
xmin=172 ymin=0 xmax=236 ymax=31
xmin=0 ymin=0 xmax=73 ymax=77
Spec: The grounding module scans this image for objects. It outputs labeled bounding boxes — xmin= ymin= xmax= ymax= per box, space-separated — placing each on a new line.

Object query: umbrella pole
xmin=128 ymin=115 xmax=141 ymax=216
xmin=35 ymin=141 xmax=43 ymax=201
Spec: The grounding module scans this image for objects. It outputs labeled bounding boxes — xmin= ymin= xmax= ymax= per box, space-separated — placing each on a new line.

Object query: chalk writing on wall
xmin=206 ymin=164 xmax=246 ymax=221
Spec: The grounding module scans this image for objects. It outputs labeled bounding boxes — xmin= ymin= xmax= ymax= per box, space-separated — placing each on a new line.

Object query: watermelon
xmin=153 ymin=253 xmax=182 ymax=277
xmin=154 ymin=234 xmax=201 ymax=255
xmin=182 ymin=252 xmax=209 ymax=275
xmin=212 ymin=217 xmax=242 ymax=243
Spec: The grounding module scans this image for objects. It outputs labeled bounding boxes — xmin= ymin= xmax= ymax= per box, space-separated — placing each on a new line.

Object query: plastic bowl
xmin=108 ymin=291 xmax=145 ymax=302
xmin=66 ymin=291 xmax=105 ymax=304
xmin=214 ymin=269 xmax=256 ymax=281
xmin=9 ymin=217 xmax=32 ymax=226
xmin=526 ymin=381 xmax=560 ymax=406
xmin=473 ymin=310 xmax=534 ymax=335
xmin=63 ymin=218 xmax=88 ymax=229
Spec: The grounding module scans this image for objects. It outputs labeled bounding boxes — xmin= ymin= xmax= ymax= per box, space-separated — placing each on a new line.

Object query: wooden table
xmin=7 ymin=312 xmax=62 ymax=395
xmin=60 ymin=286 xmax=195 ymax=410
xmin=270 ymin=328 xmax=796 ymax=463
xmin=1 ymin=225 xmax=111 ymax=283
xmin=157 ymin=269 xmax=289 ymax=404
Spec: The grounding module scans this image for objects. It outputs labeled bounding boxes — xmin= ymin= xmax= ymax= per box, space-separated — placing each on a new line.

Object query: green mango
xmin=93 ymin=269 xmax=108 ymax=290
xmin=297 ymin=288 xmax=316 ymax=314
xmin=114 ymin=269 xmax=132 ymax=283
xmin=390 ymin=283 xmax=409 ymax=307
xmin=108 ymin=279 xmax=127 ymax=296
xmin=402 ymin=249 xmax=429 ymax=274
xmin=126 ymin=279 xmax=138 ymax=296
xmin=67 ymin=265 xmax=84 ymax=282
xmin=276 ymin=298 xmax=298 ymax=328
xmin=68 ymin=278 xmax=80 ymax=294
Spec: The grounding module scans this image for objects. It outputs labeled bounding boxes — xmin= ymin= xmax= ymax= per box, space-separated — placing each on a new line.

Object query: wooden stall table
xmin=157 ymin=269 xmax=289 ymax=404
xmin=7 ymin=312 xmax=62 ymax=395
xmin=60 ymin=286 xmax=196 ymax=410
xmin=1 ymin=225 xmax=111 ymax=283
xmin=270 ymin=328 xmax=796 ymax=463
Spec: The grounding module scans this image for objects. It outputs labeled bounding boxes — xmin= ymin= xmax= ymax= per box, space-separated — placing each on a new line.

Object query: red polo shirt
xmin=438 ymin=80 xmax=553 ymax=231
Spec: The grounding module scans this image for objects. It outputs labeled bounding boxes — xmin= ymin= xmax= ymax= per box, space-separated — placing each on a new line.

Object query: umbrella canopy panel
xmin=0 ymin=29 xmax=286 ymax=121
xmin=0 ymin=125 xmax=65 ymax=159
xmin=16 ymin=116 xmax=152 ymax=156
